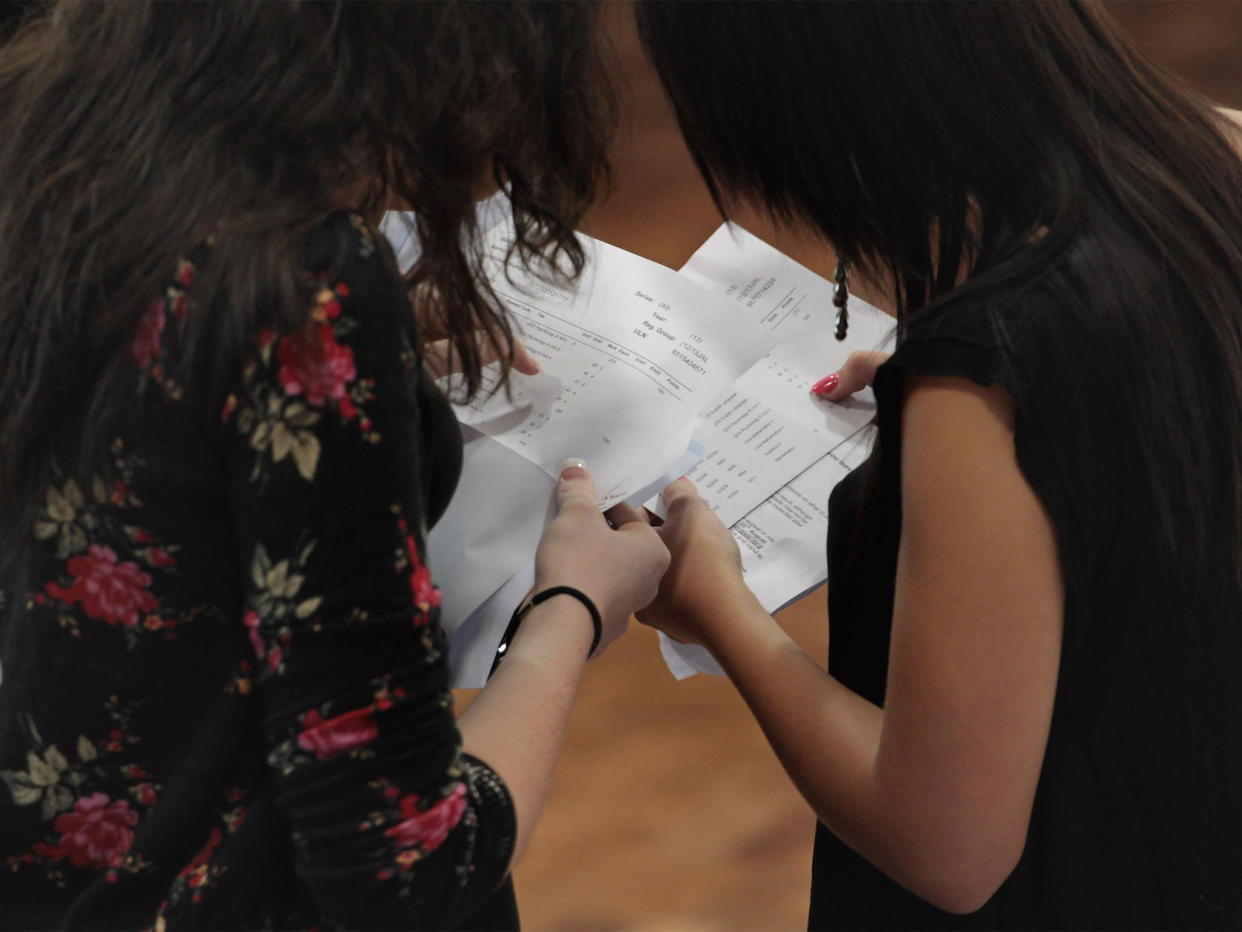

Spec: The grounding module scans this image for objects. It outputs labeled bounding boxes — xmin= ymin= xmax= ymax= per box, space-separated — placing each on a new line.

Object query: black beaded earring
xmin=833 ymin=257 xmax=850 ymax=341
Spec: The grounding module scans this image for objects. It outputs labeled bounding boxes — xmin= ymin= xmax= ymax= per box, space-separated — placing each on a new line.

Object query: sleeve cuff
xmin=460 ymin=752 xmax=517 ymax=889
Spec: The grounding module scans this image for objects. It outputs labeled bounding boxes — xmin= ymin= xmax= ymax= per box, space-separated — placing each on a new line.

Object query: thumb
xmin=659 ymin=475 xmax=700 ymax=507
xmin=555 ymin=458 xmax=597 ymax=511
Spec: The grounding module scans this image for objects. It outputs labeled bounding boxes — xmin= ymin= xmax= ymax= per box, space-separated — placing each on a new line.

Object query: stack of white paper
xmin=451 ymin=223 xmax=783 ymax=506
xmin=424 ymin=218 xmax=785 ymax=684
xmin=382 ymin=212 xmax=895 ymax=685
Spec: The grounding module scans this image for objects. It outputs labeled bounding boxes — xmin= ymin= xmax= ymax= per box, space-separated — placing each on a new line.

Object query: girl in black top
xmin=0 ymin=3 xmax=669 ymax=927
xmin=631 ymin=2 xmax=1242 ymax=927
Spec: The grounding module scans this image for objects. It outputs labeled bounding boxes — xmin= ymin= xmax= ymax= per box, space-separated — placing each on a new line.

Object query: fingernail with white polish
xmin=557 ymin=457 xmax=588 ymax=478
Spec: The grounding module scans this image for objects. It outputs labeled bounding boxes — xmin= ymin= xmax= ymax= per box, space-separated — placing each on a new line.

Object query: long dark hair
xmin=0 ymin=0 xmax=614 ymax=526
xmin=637 ymin=0 xmax=1242 ymax=579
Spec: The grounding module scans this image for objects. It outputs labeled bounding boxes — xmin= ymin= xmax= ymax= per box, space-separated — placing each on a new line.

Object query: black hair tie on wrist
xmin=488 ymin=585 xmax=603 ymax=679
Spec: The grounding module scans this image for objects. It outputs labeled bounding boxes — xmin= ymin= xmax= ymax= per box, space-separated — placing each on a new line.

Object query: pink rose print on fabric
xmin=338 ymin=393 xmax=357 ymax=421
xmin=297 ymin=707 xmax=378 ymax=759
xmin=182 ymin=826 xmax=222 ymax=875
xmin=243 ymin=610 xmax=265 ymax=659
xmin=129 ymin=299 xmax=166 ymax=369
xmin=34 ymin=793 xmax=138 ymax=870
xmin=146 ymin=547 xmax=175 ymax=568
xmin=311 ymin=281 xmax=348 ymax=321
xmin=384 ymin=783 xmax=467 ymax=855
xmin=405 ymin=535 xmax=442 ymax=617
xmin=45 ymin=545 xmax=157 ymax=627
xmin=276 ymin=323 xmax=356 ymax=406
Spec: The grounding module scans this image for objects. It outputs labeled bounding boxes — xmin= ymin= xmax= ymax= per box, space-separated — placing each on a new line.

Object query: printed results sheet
xmin=384 ymin=210 xmax=895 ymax=684
xmin=451 ymin=223 xmax=781 ymax=507
xmin=402 ymin=214 xmax=781 ymax=684
xmin=662 ymin=224 xmax=896 ymax=677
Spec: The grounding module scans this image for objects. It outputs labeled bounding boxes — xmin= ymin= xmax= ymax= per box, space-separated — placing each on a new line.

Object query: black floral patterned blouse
xmin=0 ymin=213 xmax=516 ymax=928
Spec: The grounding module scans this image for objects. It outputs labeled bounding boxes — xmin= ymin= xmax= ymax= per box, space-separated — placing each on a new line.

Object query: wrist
xmin=696 ymin=577 xmax=768 ymax=659
xmin=509 ymin=597 xmax=595 ymax=664
xmin=528 ymin=586 xmax=602 ymax=658
xmin=491 ymin=586 xmax=601 ymax=678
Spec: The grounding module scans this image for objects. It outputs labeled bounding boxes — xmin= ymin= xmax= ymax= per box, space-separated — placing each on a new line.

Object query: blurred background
xmin=5 ymin=0 xmax=1235 ymax=927
xmin=496 ymin=3 xmax=1242 ymax=929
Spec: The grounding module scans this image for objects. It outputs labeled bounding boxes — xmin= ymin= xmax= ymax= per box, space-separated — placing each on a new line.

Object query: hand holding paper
xmin=634 ymin=476 xmax=756 ymax=651
xmin=656 ymin=223 xmax=896 ymax=678
xmin=530 ymin=460 xmax=669 ymax=656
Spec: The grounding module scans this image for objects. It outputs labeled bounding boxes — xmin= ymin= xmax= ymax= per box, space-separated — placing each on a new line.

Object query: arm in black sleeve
xmin=222 ymin=214 xmax=515 ymax=929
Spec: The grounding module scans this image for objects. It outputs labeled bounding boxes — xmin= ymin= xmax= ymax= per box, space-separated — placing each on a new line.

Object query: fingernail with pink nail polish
xmin=811 ymin=373 xmax=840 ymax=396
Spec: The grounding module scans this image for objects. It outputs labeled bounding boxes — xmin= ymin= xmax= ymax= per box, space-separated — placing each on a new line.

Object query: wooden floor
xmin=508 ymin=596 xmax=828 ymax=931
xmin=472 ymin=4 xmax=1242 ymax=929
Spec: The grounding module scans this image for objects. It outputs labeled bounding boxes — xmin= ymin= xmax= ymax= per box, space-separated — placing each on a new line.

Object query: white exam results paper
xmin=658 ymin=224 xmax=895 ymax=678
xmin=395 ymin=212 xmax=780 ymax=686
xmin=452 ymin=222 xmax=780 ymax=506
xmin=384 ymin=209 xmax=895 ymax=684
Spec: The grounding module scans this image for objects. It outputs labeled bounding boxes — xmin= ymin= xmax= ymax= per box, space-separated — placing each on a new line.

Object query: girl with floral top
xmin=0 ymin=3 xmax=668 ymax=928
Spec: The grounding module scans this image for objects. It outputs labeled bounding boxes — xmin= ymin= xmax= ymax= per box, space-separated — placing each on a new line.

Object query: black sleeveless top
xmin=810 ymin=232 xmax=1242 ymax=929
